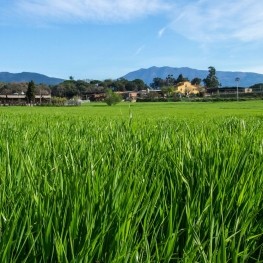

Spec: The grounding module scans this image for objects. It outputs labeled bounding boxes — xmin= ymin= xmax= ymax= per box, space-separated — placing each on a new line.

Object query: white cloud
xmin=6 ymin=0 xmax=263 ymax=44
xmin=168 ymin=0 xmax=263 ymax=43
xmin=15 ymin=0 xmax=171 ymax=23
xmin=158 ymin=27 xmax=166 ymax=38
xmin=135 ymin=45 xmax=145 ymax=55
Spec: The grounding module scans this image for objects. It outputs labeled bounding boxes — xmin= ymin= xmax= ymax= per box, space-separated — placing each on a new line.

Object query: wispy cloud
xmin=4 ymin=0 xmax=263 ymax=44
xmin=14 ymin=0 xmax=171 ymax=23
xmin=158 ymin=27 xmax=166 ymax=38
xmin=135 ymin=45 xmax=145 ymax=55
xmin=168 ymin=0 xmax=263 ymax=43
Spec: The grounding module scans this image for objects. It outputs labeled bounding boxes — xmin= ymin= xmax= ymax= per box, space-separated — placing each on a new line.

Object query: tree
xmin=203 ymin=66 xmax=219 ymax=88
xmin=165 ymin=74 xmax=176 ymax=85
xmin=113 ymin=79 xmax=126 ymax=91
xmin=176 ymin=74 xmax=188 ymax=84
xmin=26 ymin=80 xmax=36 ymax=105
xmin=150 ymin=77 xmax=166 ymax=89
xmin=161 ymin=86 xmax=174 ymax=97
xmin=191 ymin=77 xmax=202 ymax=85
xmin=104 ymin=89 xmax=122 ymax=106
xmin=132 ymin=79 xmax=146 ymax=91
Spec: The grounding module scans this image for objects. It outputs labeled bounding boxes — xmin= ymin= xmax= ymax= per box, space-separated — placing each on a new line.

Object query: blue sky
xmin=1 ymin=0 xmax=263 ymax=80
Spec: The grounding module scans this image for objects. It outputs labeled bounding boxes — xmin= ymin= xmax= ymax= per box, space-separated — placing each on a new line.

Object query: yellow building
xmin=175 ymin=81 xmax=200 ymax=95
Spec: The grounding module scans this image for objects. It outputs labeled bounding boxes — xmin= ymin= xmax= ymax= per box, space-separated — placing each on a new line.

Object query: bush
xmin=51 ymin=96 xmax=67 ymax=106
xmin=104 ymin=89 xmax=122 ymax=106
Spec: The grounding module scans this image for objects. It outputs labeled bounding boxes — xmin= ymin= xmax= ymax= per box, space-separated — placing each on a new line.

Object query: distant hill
xmin=122 ymin=66 xmax=263 ymax=87
xmin=0 ymin=72 xmax=64 ymax=85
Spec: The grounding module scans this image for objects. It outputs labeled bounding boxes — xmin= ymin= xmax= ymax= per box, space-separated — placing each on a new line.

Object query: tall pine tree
xmin=26 ymin=80 xmax=36 ymax=105
xmin=203 ymin=66 xmax=219 ymax=88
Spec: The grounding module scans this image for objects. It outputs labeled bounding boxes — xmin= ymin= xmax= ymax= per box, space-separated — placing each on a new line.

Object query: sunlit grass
xmin=0 ymin=100 xmax=262 ymax=120
xmin=0 ymin=102 xmax=263 ymax=262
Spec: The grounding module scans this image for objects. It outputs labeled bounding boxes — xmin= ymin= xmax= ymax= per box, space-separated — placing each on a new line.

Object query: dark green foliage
xmin=0 ymin=82 xmax=50 ymax=96
xmin=26 ymin=80 xmax=36 ymax=104
xmin=150 ymin=77 xmax=166 ymax=89
xmin=150 ymin=74 xmax=190 ymax=89
xmin=124 ymin=78 xmax=146 ymax=91
xmin=176 ymin=73 xmax=188 ymax=83
xmin=0 ymin=82 xmax=28 ymax=94
xmin=203 ymin=66 xmax=220 ymax=88
xmin=191 ymin=77 xmax=202 ymax=85
xmin=166 ymin=74 xmax=176 ymax=85
xmin=249 ymin=83 xmax=263 ymax=96
xmin=51 ymin=78 xmax=148 ymax=99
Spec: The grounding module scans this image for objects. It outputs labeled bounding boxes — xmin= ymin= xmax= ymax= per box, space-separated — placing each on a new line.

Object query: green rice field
xmin=0 ymin=101 xmax=263 ymax=262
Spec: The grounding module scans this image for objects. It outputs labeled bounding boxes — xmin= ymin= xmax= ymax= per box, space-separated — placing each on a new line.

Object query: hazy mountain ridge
xmin=122 ymin=66 xmax=263 ymax=87
xmin=0 ymin=72 xmax=64 ymax=85
xmin=1 ymin=68 xmax=263 ymax=87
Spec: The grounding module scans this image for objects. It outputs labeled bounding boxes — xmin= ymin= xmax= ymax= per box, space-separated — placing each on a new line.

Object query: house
xmin=115 ymin=91 xmax=138 ymax=101
xmin=205 ymin=87 xmax=253 ymax=97
xmin=0 ymin=94 xmax=51 ymax=105
xmin=88 ymin=93 xmax=106 ymax=101
xmin=244 ymin=88 xmax=252 ymax=93
xmin=127 ymin=91 xmax=138 ymax=101
xmin=175 ymin=81 xmax=200 ymax=95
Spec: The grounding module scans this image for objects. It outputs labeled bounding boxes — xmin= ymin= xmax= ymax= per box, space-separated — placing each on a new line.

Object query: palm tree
xmin=235 ymin=77 xmax=240 ymax=101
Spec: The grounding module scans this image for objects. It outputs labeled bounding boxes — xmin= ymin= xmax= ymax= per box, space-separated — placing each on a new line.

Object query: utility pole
xmin=235 ymin=77 xmax=240 ymax=101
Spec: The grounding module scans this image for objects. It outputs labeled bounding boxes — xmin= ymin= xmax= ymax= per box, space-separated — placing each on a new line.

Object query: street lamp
xmin=235 ymin=77 xmax=240 ymax=101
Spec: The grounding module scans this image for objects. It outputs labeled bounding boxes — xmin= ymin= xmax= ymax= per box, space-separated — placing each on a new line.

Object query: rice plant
xmin=0 ymin=110 xmax=262 ymax=262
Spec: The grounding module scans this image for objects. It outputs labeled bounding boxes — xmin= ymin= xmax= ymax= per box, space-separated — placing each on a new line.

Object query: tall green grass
xmin=0 ymin=112 xmax=263 ymax=262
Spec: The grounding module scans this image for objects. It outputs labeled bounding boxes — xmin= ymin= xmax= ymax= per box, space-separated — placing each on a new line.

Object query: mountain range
xmin=122 ymin=66 xmax=263 ymax=87
xmin=1 ymin=67 xmax=263 ymax=87
xmin=0 ymin=72 xmax=64 ymax=85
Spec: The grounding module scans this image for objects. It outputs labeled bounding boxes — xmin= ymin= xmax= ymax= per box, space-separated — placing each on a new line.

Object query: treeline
xmin=0 ymin=78 xmax=147 ymax=99
xmin=150 ymin=74 xmax=202 ymax=88
xmin=51 ymin=78 xmax=147 ymax=98
xmin=0 ymin=82 xmax=50 ymax=95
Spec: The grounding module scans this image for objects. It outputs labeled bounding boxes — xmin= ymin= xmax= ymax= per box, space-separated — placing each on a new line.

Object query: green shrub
xmin=104 ymin=89 xmax=122 ymax=106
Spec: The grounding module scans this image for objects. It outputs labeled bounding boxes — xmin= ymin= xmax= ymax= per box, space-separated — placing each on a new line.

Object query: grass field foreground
xmin=0 ymin=102 xmax=263 ymax=262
